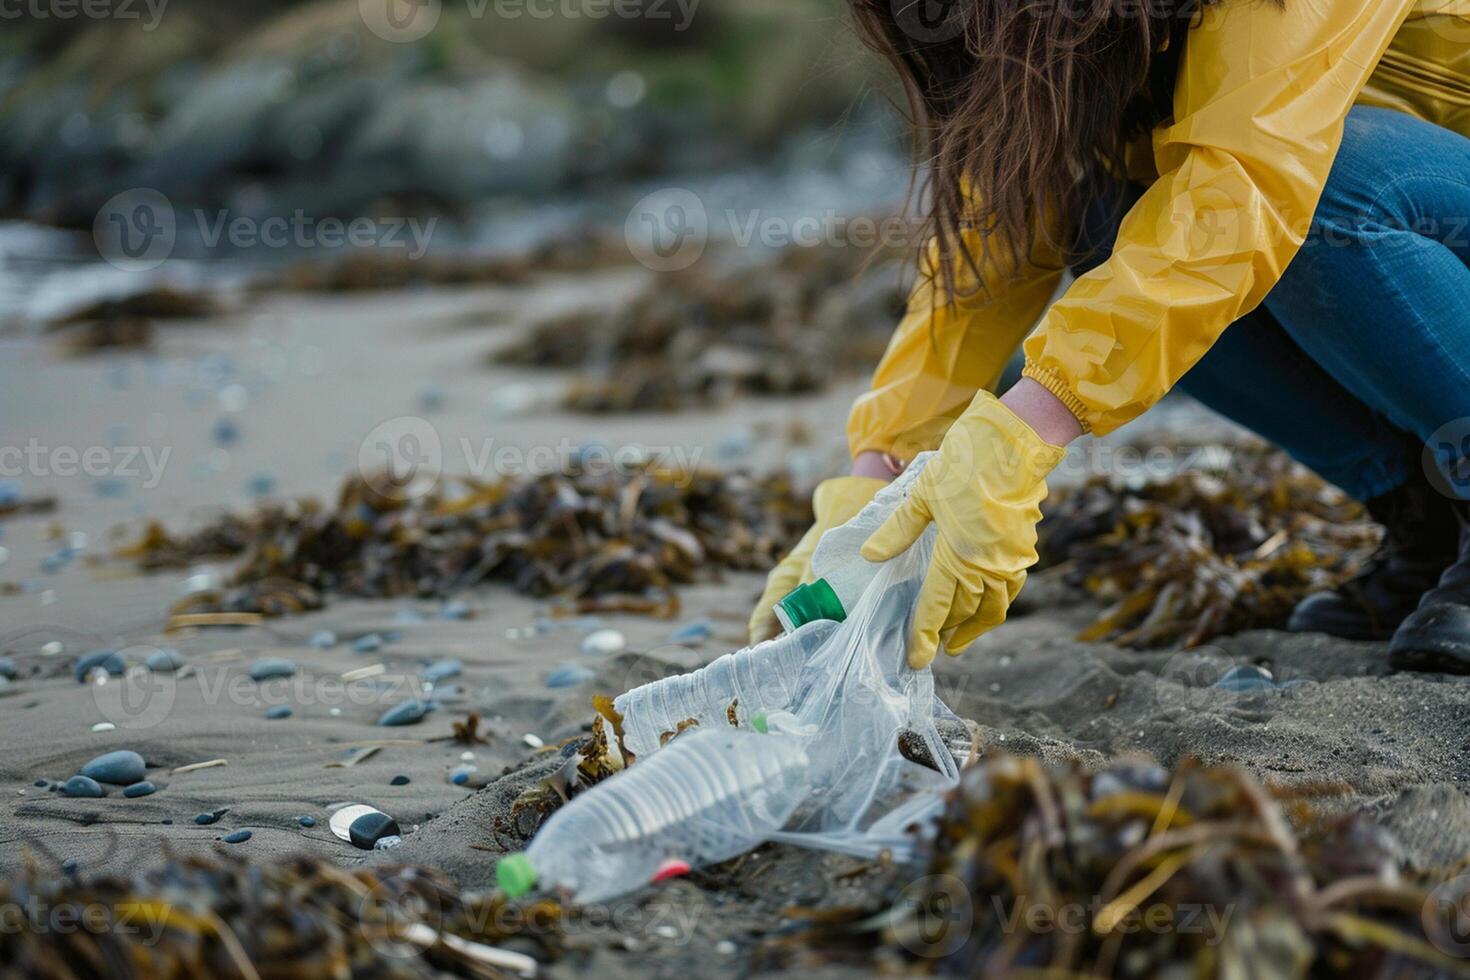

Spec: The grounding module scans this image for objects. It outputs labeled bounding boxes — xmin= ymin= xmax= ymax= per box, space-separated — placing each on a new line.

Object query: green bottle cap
xmin=774 ymin=578 xmax=846 ymax=631
xmin=751 ymin=711 xmax=769 ymax=733
xmin=496 ymin=853 xmax=538 ymax=897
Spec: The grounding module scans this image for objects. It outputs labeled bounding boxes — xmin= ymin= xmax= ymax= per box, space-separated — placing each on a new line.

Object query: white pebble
xmin=581 ymin=629 xmax=626 ymax=656
xmin=0 ymin=546 xmax=9 ymax=566
xmin=460 ymin=751 xmax=476 ymax=761
xmin=329 ymin=707 xmax=342 ymax=717
xmin=522 ymin=733 xmax=544 ymax=749
xmin=91 ymin=722 xmax=116 ymax=732
xmin=41 ymin=641 xmax=63 ymax=656
xmin=716 ymin=940 xmax=737 ymax=955
xmin=653 ymin=925 xmax=679 ymax=939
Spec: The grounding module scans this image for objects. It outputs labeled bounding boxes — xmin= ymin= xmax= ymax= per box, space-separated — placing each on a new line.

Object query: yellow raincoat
xmin=848 ymin=0 xmax=1470 ymax=453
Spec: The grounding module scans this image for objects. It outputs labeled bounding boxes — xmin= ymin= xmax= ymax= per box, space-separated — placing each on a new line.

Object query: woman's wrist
xmin=1000 ymin=377 xmax=1084 ymax=447
xmin=851 ymin=450 xmax=901 ymax=480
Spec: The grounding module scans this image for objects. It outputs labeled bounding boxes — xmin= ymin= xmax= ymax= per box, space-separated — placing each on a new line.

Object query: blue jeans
xmin=1074 ymin=106 xmax=1470 ymax=501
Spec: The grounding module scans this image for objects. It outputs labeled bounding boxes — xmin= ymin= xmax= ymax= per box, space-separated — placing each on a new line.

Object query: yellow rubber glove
xmin=860 ymin=392 xmax=1064 ymax=669
xmin=748 ymin=476 xmax=888 ymax=643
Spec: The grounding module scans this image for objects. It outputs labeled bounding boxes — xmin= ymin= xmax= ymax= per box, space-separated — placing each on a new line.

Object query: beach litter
xmin=498 ymin=463 xmax=970 ymax=902
xmin=1038 ymin=441 xmax=1381 ymax=648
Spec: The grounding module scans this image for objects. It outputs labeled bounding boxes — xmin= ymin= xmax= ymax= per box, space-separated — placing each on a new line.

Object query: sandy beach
xmin=3 ymin=264 xmax=1470 ymax=976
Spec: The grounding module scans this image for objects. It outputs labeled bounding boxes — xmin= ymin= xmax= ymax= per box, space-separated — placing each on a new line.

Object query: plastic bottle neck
xmin=774 ymin=578 xmax=846 ymax=631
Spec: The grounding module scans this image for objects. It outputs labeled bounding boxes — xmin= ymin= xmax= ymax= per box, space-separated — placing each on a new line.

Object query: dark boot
xmin=1288 ymin=477 xmax=1460 ymax=641
xmin=1390 ymin=500 xmax=1470 ymax=673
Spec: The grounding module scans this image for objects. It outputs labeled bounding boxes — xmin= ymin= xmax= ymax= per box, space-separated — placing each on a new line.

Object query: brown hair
xmin=849 ymin=0 xmax=1229 ymax=297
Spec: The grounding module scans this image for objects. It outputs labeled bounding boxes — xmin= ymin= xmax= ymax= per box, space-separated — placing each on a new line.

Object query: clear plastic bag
xmin=504 ymin=452 xmax=971 ymax=900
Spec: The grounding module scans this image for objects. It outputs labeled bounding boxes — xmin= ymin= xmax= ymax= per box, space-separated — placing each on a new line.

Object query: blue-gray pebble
xmin=249 ymin=658 xmax=297 ymax=681
xmin=74 ymin=650 xmax=124 ymax=682
xmin=376 ymin=700 xmax=431 ymax=727
xmin=61 ymin=776 xmax=105 ymax=798
xmin=80 ymin=750 xmax=145 ymax=785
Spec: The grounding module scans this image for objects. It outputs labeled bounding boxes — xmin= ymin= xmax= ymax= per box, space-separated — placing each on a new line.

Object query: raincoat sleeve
xmin=1021 ymin=0 xmax=1417 ymax=435
xmin=847 ymin=236 xmax=1064 ymax=459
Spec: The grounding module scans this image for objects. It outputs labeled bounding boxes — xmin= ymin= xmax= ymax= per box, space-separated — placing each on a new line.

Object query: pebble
xmin=33 ymin=779 xmax=48 ymax=788
xmin=73 ymin=650 xmax=125 ymax=683
xmin=545 ymin=663 xmax=596 ymax=688
xmin=450 ymin=765 xmax=475 ymax=786
xmin=41 ymin=641 xmax=64 ymax=657
xmin=390 ymin=775 xmax=411 ymax=786
xmin=376 ymin=700 xmax=431 ymax=727
xmin=61 ymin=776 xmax=105 ymax=798
xmin=372 ymin=835 xmax=403 ymax=850
xmin=91 ymin=722 xmax=116 ymax=733
xmin=211 ymin=417 xmax=240 ymax=446
xmin=122 ymin=781 xmax=156 ymax=798
xmin=352 ymin=634 xmax=384 ymax=654
xmin=522 ymin=733 xmax=544 ymax=749
xmin=298 ymin=815 xmax=316 ymax=827
xmin=0 ymin=545 xmax=7 ymax=567
xmin=422 ymin=658 xmax=463 ymax=683
xmin=440 ymin=599 xmax=470 ymax=620
xmin=309 ymin=629 xmax=338 ymax=649
xmin=0 ymin=656 xmax=15 ymax=679
xmin=222 ymin=830 xmax=252 ymax=844
xmin=1215 ymin=664 xmax=1276 ymax=693
xmin=61 ymin=859 xmax=78 ymax=874
xmin=248 ymin=658 xmax=297 ymax=681
xmin=266 ymin=705 xmax=294 ymax=720
xmin=181 ymin=571 xmax=219 ymax=595
xmin=145 ymin=648 xmax=186 ymax=672
xmin=194 ymin=809 xmax=228 ymax=825
xmin=580 ymin=629 xmax=626 ymax=656
xmin=245 ymin=472 xmax=277 ymax=498
xmin=337 ymin=807 xmax=401 ymax=850
xmin=80 ymin=750 xmax=146 ymax=785
xmin=668 ymin=619 xmax=713 ymax=644
xmin=717 ymin=940 xmax=737 ymax=955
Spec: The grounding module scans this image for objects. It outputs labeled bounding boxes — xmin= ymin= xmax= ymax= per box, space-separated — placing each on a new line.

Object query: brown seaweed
xmin=495 ymin=235 xmax=907 ymax=413
xmin=119 ymin=464 xmax=811 ymax=619
xmin=788 ymin=753 xmax=1470 ymax=978
xmin=1038 ymin=441 xmax=1381 ymax=648
xmin=0 ymin=851 xmax=561 ymax=978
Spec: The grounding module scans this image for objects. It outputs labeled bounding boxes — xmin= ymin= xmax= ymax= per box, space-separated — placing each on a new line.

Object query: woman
xmin=749 ymin=1 xmax=1470 ymax=673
